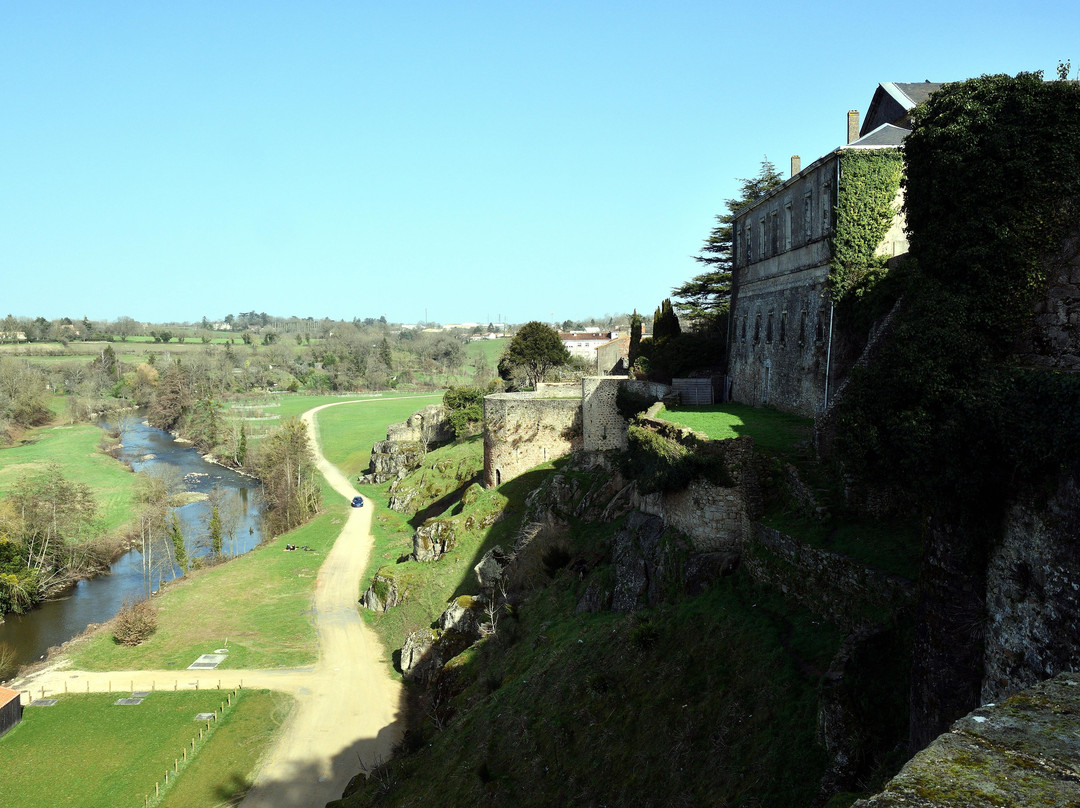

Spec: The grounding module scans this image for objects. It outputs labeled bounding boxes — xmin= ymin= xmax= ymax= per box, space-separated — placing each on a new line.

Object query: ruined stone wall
xmin=983 ymin=472 xmax=1080 ymax=702
xmin=742 ymin=525 xmax=915 ymax=632
xmin=582 ymin=376 xmax=627 ymax=451
xmin=629 ymin=434 xmax=757 ymax=553
xmin=482 ymin=393 xmax=582 ymax=488
xmin=1015 ymin=232 xmax=1080 ymax=371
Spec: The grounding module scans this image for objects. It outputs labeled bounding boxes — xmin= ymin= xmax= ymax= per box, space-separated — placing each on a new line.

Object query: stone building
xmin=727 ymin=82 xmax=941 ymax=416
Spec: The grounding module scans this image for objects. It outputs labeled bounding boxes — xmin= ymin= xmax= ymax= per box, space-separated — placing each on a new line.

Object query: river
xmin=0 ymin=417 xmax=263 ymax=677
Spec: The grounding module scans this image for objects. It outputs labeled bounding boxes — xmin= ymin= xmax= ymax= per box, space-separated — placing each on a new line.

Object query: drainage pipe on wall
xmin=823 ymin=302 xmax=835 ymax=410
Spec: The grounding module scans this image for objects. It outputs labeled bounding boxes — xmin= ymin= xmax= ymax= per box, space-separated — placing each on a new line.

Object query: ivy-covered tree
xmin=673 ymin=159 xmax=784 ymax=327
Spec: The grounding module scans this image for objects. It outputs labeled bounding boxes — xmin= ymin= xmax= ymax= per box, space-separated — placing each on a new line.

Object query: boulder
xmin=438 ymin=594 xmax=485 ymax=638
xmin=474 ymin=545 xmax=512 ymax=593
xmin=360 ymin=569 xmax=405 ymax=612
xmin=412 ymin=519 xmax=457 ymax=562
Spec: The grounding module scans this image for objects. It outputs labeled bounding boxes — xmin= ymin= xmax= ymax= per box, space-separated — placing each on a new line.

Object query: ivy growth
xmin=832 ymin=73 xmax=1080 ymax=532
xmin=828 ymin=149 xmax=904 ymax=304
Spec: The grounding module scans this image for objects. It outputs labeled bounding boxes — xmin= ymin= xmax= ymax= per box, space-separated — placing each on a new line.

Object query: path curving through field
xmin=12 ymin=400 xmax=412 ymax=808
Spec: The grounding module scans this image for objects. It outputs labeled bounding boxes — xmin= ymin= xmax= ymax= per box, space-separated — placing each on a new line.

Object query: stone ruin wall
xmin=1015 ymin=231 xmax=1080 ymax=371
xmin=482 ymin=393 xmax=582 ymax=488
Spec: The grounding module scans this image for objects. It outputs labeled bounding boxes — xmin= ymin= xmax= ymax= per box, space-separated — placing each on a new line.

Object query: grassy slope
xmin=313 ymin=393 xmax=445 ymax=480
xmin=338 ymin=458 xmax=845 ymax=808
xmin=0 ymin=421 xmax=137 ymax=536
xmin=0 ymin=689 xmax=287 ymax=808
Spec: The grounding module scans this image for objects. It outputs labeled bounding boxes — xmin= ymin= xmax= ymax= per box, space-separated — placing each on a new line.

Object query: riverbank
xmin=9 ymin=397 xmax=427 ymax=807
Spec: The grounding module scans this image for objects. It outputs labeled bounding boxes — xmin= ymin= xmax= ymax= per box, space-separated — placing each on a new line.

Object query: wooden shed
xmin=0 ymin=686 xmax=22 ymax=739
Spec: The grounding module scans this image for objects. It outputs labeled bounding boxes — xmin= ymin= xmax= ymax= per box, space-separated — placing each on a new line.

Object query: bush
xmin=112 ymin=598 xmax=158 ymax=646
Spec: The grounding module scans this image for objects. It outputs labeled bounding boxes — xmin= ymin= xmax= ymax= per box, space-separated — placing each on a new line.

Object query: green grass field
xmin=0 ymin=689 xmax=288 ymax=808
xmin=313 ymin=393 xmax=445 ymax=480
xmin=654 ymin=403 xmax=813 ymax=456
xmin=0 ymin=422 xmax=137 ymax=536
xmin=69 ymin=506 xmax=346 ymax=671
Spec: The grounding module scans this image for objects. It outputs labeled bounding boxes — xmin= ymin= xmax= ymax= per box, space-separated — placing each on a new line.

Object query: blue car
xmin=351 ymin=496 xmax=364 ymax=508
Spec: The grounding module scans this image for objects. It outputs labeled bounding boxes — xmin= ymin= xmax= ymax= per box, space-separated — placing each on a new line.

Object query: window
xmin=754 ymin=313 xmax=761 ymax=343
xmin=741 ymin=315 xmax=747 ymax=342
xmin=784 ymin=203 xmax=792 ymax=251
xmin=759 ymin=217 xmax=766 ymax=257
xmin=816 ymin=307 xmax=826 ymax=343
xmin=745 ymin=223 xmax=753 ymax=262
xmin=799 ymin=309 xmax=807 ymax=346
xmin=779 ymin=311 xmax=787 ymax=345
xmin=766 ymin=311 xmax=773 ymax=343
xmin=770 ymin=211 xmax=778 ymax=255
xmin=803 ymin=193 xmax=812 ymax=240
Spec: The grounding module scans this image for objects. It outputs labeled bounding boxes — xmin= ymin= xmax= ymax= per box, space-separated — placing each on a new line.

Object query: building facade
xmin=727 ymin=83 xmax=941 ymax=416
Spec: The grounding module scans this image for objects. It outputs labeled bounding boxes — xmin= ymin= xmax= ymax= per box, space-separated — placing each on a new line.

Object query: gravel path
xmin=11 ymin=400 xmax=410 ymax=807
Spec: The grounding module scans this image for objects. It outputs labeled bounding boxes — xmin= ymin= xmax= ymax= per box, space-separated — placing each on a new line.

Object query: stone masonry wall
xmin=482 ymin=393 xmax=582 ymax=488
xmin=582 ymin=376 xmax=629 ymax=451
xmin=742 ymin=525 xmax=915 ymax=632
xmin=1015 ymin=232 xmax=1080 ymax=370
xmin=982 ymin=472 xmax=1080 ymax=702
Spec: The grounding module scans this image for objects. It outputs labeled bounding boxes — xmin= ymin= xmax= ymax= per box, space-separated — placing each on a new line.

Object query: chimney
xmin=847 ymin=110 xmax=860 ymax=144
xmin=790 ymin=155 xmax=801 ymax=177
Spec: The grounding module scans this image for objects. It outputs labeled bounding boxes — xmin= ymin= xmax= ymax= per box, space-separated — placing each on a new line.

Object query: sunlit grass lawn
xmin=69 ymin=505 xmax=347 ymax=671
xmin=0 ymin=421 xmax=136 ymax=536
xmin=0 ymin=689 xmax=287 ymax=808
xmin=654 ymin=403 xmax=812 ymax=456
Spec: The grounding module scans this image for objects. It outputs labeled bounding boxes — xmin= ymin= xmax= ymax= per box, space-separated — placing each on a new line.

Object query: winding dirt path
xmin=11 ymin=399 xmax=424 ymax=807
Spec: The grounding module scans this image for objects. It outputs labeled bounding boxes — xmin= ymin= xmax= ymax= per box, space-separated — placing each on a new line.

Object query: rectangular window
xmin=754 ymin=313 xmax=761 ymax=343
xmin=779 ymin=311 xmax=787 ymax=345
xmin=759 ymin=217 xmax=766 ymax=257
xmin=745 ymin=223 xmax=753 ymax=262
xmin=766 ymin=311 xmax=774 ymax=343
xmin=784 ymin=203 xmax=792 ymax=251
xmin=823 ymin=184 xmax=832 ymax=234
xmin=770 ymin=211 xmax=778 ymax=255
xmin=803 ymin=193 xmax=812 ymax=240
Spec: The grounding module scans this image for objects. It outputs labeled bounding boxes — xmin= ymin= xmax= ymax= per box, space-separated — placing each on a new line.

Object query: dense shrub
xmin=112 ymin=598 xmax=158 ymax=646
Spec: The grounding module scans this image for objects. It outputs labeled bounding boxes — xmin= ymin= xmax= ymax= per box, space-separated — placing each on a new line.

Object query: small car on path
xmin=351 ymin=496 xmax=364 ymax=508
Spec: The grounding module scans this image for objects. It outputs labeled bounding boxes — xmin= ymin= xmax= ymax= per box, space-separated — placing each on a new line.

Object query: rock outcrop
xmin=362 ymin=405 xmax=454 ymax=484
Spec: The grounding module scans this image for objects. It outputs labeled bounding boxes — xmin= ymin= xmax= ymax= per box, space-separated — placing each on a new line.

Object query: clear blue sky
xmin=2 ymin=1 xmax=1074 ymax=326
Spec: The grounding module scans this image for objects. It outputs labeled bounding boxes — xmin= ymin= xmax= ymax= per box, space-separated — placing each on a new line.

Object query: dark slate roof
xmin=845 ymin=123 xmax=910 ymax=148
xmin=861 ymin=81 xmax=945 ymax=136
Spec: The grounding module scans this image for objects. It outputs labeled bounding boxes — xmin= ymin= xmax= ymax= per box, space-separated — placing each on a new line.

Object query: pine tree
xmin=672 ymin=159 xmax=784 ymax=326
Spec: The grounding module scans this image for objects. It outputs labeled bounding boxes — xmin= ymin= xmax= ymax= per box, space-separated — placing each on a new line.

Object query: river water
xmin=0 ymin=418 xmax=263 ymax=676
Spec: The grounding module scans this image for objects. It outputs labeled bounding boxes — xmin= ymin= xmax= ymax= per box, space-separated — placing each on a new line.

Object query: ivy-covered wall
xmin=829 ymin=72 xmax=1080 ymax=742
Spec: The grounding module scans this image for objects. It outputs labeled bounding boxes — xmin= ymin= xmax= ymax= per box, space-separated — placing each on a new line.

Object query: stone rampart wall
xmin=582 ymin=376 xmax=627 ymax=451
xmin=982 ymin=472 xmax=1080 ymax=702
xmin=482 ymin=393 xmax=582 ymax=488
xmin=742 ymin=525 xmax=915 ymax=631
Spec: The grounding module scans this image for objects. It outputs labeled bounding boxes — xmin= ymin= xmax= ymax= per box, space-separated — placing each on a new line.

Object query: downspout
xmin=824 ymin=303 xmax=835 ymax=410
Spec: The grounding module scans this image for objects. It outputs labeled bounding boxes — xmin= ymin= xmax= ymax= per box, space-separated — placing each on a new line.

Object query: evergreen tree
xmin=628 ymin=310 xmax=643 ymax=368
xmin=673 ymin=159 xmax=784 ymax=326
